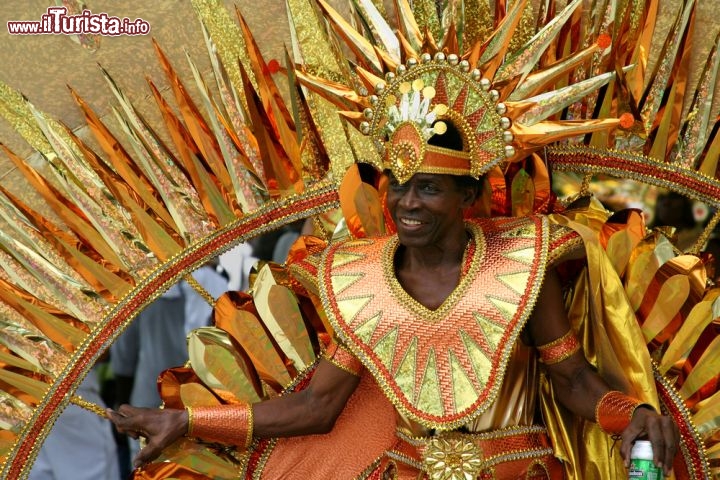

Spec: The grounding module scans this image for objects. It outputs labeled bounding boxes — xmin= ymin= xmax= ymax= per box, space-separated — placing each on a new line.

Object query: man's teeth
xmin=402 ymin=218 xmax=422 ymax=225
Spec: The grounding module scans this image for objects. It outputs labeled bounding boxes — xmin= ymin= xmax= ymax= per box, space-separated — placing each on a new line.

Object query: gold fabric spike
xmin=449 ymin=350 xmax=478 ymax=413
xmin=394 ymin=336 xmax=418 ymax=400
xmin=477 ymin=0 xmax=529 ymax=76
xmin=461 ymin=0 xmax=492 ymax=50
xmin=152 ymin=42 xmax=240 ymax=217
xmin=373 ymin=326 xmax=399 ymax=371
xmin=0 ymin=211 xmax=105 ymax=324
xmin=394 ymin=0 xmax=423 ymax=53
xmin=103 ymin=69 xmax=214 ymax=244
xmin=188 ymin=327 xmax=263 ymax=403
xmin=68 ymin=88 xmax=180 ymax=236
xmin=353 ymin=312 xmax=382 ymax=344
xmin=317 ymin=0 xmax=386 ymax=74
xmin=416 ymin=349 xmax=443 ymax=416
xmin=0 ymin=81 xmax=54 ymax=156
xmin=29 ymin=110 xmax=153 ymax=268
xmin=659 ymin=295 xmax=720 ymax=375
xmin=0 ymin=321 xmax=67 ymax=377
xmin=214 ymin=292 xmax=294 ymax=390
xmin=199 ymin=21 xmax=268 ymax=204
xmin=286 ymin=0 xmax=357 ymax=177
xmin=495 ymin=0 xmax=583 ymax=85
xmin=355 ymin=0 xmax=401 ymax=64
xmin=236 ymin=14 xmax=303 ymax=175
xmin=640 ymin=1 xmax=694 ymax=142
xmin=0 ymin=369 xmax=48 ymax=403
xmin=252 ymin=264 xmax=314 ymax=370
xmin=678 ymin=36 xmax=720 ymax=169
xmin=191 ymin=0 xmax=255 ymax=106
xmin=146 ymin=77 xmax=236 ymax=227
xmin=0 ymin=389 xmax=33 ymax=432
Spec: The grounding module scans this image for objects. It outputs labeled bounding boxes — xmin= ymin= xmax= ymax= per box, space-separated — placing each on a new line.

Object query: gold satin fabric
xmin=545 ymin=212 xmax=667 ymax=480
xmin=397 ymin=342 xmax=538 ymax=436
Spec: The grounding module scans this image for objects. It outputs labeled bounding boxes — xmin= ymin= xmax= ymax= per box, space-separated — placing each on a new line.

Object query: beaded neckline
xmin=383 ymin=222 xmax=483 ymax=321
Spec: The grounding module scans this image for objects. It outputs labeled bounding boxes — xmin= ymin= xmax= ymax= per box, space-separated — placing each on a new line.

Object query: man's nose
xmin=398 ymin=186 xmax=419 ymax=208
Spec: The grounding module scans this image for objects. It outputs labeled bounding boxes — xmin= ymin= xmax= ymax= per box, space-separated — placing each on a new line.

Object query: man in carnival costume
xmin=108 ymin=60 xmax=680 ymax=480
xmin=3 ymin=1 xmax=718 ymax=479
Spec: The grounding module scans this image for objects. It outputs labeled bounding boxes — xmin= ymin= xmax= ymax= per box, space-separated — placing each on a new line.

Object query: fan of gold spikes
xmin=0 ymin=0 xmax=719 ymax=478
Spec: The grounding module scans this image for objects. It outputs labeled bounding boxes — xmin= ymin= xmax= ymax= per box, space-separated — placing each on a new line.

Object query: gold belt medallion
xmin=422 ymin=437 xmax=484 ymax=480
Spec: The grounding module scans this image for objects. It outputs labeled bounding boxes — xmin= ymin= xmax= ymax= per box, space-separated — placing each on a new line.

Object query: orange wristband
xmin=595 ymin=391 xmax=646 ymax=435
xmin=190 ymin=404 xmax=254 ymax=449
xmin=537 ymin=330 xmax=580 ymax=364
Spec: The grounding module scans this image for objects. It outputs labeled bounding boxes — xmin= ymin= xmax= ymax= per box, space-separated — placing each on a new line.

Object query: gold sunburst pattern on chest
xmin=320 ymin=217 xmax=549 ymax=429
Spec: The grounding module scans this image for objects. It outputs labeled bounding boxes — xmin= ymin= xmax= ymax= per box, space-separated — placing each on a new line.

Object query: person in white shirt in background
xmin=182 ymin=261 xmax=231 ymax=334
xmin=220 ymin=243 xmax=258 ymax=292
xmin=29 ymin=368 xmax=120 ymax=480
xmin=110 ymin=260 xmax=228 ymax=473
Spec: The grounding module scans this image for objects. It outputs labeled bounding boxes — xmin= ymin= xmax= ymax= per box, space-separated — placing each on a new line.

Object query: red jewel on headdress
xmin=619 ymin=113 xmax=635 ymax=129
xmin=596 ymin=33 xmax=612 ymax=50
xmin=267 ymin=59 xmax=280 ymax=74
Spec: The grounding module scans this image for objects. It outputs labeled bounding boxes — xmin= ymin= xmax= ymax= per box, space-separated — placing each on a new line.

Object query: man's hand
xmin=620 ymin=406 xmax=680 ymax=476
xmin=106 ymin=405 xmax=187 ymax=468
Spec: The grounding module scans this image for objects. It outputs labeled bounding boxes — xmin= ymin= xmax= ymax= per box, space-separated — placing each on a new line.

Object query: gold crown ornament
xmin=300 ymin=0 xmax=625 ymax=216
xmin=360 ymin=53 xmax=513 ymax=183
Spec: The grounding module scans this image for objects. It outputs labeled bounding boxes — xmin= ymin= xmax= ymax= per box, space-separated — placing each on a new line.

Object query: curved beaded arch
xmin=4 ymin=148 xmax=718 ymax=479
xmin=547 ymin=146 xmax=720 ymax=210
xmin=1 ymin=185 xmax=340 ymax=479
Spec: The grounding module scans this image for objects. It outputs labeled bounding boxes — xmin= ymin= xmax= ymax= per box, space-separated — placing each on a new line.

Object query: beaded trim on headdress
xmin=360 ymin=54 xmax=514 ymax=183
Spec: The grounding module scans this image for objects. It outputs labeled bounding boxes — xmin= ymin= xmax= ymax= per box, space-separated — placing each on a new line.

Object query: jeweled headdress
xmin=0 ymin=0 xmax=719 ymax=478
xmin=363 ymin=55 xmax=512 ymax=182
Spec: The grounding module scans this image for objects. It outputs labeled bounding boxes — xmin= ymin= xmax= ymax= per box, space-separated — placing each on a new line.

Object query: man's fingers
xmin=648 ymin=429 xmax=666 ymax=467
xmin=106 ymin=408 xmax=134 ymax=433
xmin=134 ymin=440 xmax=162 ymax=468
xmin=645 ymin=416 xmax=678 ymax=473
xmin=117 ymin=404 xmax=141 ymax=417
xmin=620 ymin=421 xmax=645 ymax=464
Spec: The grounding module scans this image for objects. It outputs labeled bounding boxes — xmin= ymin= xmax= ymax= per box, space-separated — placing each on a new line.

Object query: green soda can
xmin=629 ymin=440 xmax=663 ymax=479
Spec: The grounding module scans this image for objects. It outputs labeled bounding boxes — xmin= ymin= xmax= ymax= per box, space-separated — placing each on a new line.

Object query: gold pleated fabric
xmin=544 ymin=212 xmax=663 ymax=479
